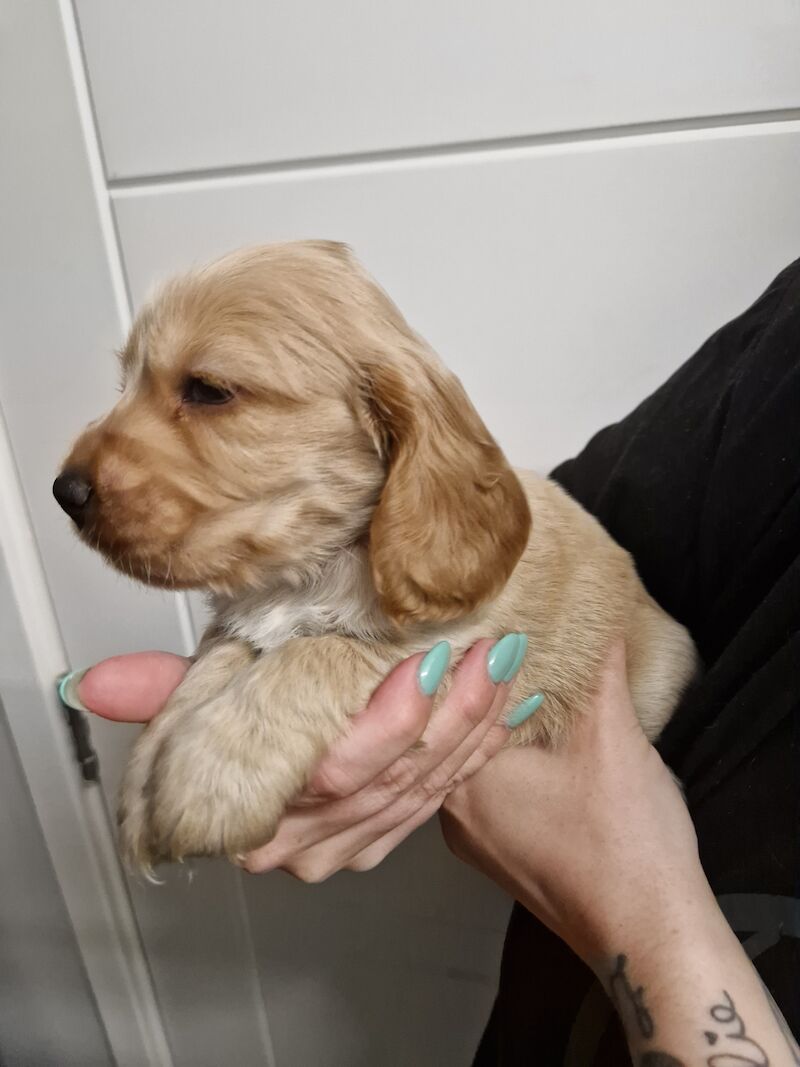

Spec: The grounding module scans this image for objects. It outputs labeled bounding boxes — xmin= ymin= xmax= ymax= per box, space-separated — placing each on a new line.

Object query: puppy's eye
xmin=182 ymin=376 xmax=235 ymax=406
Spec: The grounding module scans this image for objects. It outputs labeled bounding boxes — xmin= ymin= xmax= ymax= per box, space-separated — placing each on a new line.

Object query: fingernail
xmin=57 ymin=669 xmax=89 ymax=713
xmin=506 ymin=692 xmax=545 ymax=728
xmin=503 ymin=633 xmax=528 ymax=683
xmin=417 ymin=641 xmax=451 ymax=696
xmin=487 ymin=633 xmax=521 ymax=684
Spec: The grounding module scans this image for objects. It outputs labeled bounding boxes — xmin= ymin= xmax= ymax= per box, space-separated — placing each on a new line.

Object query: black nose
xmin=53 ymin=470 xmax=93 ymax=526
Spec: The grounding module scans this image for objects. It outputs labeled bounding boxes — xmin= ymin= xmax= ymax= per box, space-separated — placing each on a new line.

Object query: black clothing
xmin=475 ymin=259 xmax=800 ymax=1065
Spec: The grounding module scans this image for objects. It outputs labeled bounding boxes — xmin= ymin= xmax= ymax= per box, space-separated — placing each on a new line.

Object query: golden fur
xmin=57 ymin=241 xmax=698 ymax=871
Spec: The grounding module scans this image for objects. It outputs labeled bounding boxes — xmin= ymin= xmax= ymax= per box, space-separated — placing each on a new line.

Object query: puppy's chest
xmin=211 ymin=560 xmax=390 ymax=652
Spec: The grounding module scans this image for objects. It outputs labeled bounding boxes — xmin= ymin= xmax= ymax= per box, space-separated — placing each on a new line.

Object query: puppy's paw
xmin=118 ymin=634 xmax=381 ymax=873
xmin=118 ymin=673 xmax=328 ymax=871
xmin=117 ymin=710 xmax=177 ymax=872
xmin=129 ymin=709 xmax=305 ymax=866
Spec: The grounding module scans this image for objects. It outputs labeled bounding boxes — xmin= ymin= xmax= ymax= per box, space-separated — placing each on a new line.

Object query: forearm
xmin=592 ymin=886 xmax=799 ymax=1067
xmin=441 ymin=647 xmax=797 ymax=1065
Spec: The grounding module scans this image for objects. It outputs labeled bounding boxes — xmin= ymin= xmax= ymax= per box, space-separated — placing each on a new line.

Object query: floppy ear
xmin=365 ymin=357 xmax=531 ymax=626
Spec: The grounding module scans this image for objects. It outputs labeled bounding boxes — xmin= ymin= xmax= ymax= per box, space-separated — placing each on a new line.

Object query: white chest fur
xmin=211 ymin=548 xmax=393 ymax=652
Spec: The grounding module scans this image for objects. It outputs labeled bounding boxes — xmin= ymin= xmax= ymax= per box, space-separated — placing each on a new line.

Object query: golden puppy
xmin=54 ymin=241 xmax=698 ymax=871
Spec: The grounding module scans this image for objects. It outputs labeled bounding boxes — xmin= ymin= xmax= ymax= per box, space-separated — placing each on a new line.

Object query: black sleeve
xmin=475 ymin=258 xmax=800 ymax=1066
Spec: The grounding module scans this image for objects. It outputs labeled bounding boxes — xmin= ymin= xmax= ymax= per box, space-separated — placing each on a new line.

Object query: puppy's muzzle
xmin=53 ymin=469 xmax=93 ymax=528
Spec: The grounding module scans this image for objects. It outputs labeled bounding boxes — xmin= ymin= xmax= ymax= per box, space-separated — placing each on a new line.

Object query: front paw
xmin=118 ymin=685 xmax=325 ymax=871
xmin=118 ymin=635 xmax=379 ymax=872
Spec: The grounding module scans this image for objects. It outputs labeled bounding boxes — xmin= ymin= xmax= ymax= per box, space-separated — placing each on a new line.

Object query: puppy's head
xmin=54 ymin=241 xmax=530 ymax=625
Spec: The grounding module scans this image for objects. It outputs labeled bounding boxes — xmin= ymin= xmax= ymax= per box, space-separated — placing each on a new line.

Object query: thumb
xmin=60 ymin=652 xmax=191 ymax=723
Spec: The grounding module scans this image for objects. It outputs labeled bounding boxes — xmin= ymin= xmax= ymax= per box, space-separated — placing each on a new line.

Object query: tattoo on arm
xmin=609 ymin=954 xmax=655 ymax=1039
xmin=607 ymin=954 xmax=686 ymax=1065
xmin=605 ymin=954 xmax=796 ymax=1067
xmin=702 ymin=990 xmax=768 ymax=1066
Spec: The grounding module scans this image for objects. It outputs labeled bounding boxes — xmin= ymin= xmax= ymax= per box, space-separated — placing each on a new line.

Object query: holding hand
xmin=64 ymin=639 xmax=798 ymax=1063
xmin=441 ymin=640 xmax=703 ymax=965
xmin=64 ymin=635 xmax=538 ymax=879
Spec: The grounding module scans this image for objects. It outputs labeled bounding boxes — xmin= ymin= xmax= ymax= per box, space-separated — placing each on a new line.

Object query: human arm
xmin=440 ymin=642 xmax=800 ymax=1066
xmin=63 ymin=635 xmax=531 ymax=878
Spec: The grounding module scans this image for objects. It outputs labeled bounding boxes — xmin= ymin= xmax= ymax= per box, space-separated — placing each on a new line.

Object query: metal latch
xmin=56 ymin=674 xmax=100 ymax=782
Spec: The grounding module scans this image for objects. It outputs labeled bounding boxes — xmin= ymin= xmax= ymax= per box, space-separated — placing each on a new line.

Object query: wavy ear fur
xmin=365 ymin=354 xmax=531 ymax=626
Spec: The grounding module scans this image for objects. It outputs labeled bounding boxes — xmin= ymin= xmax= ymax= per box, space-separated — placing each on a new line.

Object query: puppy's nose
xmin=53 ymin=469 xmax=93 ymax=526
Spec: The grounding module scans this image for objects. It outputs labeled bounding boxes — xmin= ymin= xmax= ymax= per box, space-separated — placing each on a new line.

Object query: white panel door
xmin=110 ymin=120 xmax=800 ymax=1066
xmin=0 ymin=4 xmax=273 ymax=1065
xmin=112 ymin=123 xmax=800 ymax=477
xmin=6 ymin=3 xmax=800 ymax=1066
xmin=76 ymin=0 xmax=800 ymax=179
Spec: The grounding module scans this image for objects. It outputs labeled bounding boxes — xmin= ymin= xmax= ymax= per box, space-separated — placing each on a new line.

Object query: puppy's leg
xmin=118 ymin=638 xmax=256 ymax=870
xmin=119 ymin=635 xmax=392 ymax=870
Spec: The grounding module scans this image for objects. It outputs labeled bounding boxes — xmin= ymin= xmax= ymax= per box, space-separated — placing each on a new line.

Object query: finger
xmin=345 ymin=794 xmax=444 ymax=873
xmin=306 ymin=649 xmax=438 ymax=800
xmin=372 ymin=636 xmax=522 ymax=798
xmin=444 ymin=715 xmax=515 ymax=784
xmin=363 ymin=637 xmax=514 ymax=797
xmin=246 ymin=734 xmax=443 ymax=872
xmin=345 ymin=713 xmax=520 ymax=874
xmin=276 ymin=788 xmax=447 ymax=882
xmin=245 ymin=640 xmax=512 ymax=870
xmin=409 ymin=681 xmax=510 ymax=798
xmin=252 ymin=686 xmax=511 ymax=877
xmin=414 ymin=638 xmax=507 ymax=755
xmin=75 ymin=652 xmax=191 ymax=722
xmin=236 ymin=649 xmax=436 ymax=872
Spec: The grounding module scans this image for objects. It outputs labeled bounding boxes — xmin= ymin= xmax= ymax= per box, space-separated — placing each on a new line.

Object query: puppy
xmin=54 ymin=241 xmax=698 ymax=871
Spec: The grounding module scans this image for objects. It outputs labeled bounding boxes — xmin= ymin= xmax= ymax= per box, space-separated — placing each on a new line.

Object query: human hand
xmin=440 ymin=640 xmax=709 ymax=968
xmin=72 ymin=644 xmax=798 ymax=1064
xmin=65 ymin=636 xmax=534 ymax=879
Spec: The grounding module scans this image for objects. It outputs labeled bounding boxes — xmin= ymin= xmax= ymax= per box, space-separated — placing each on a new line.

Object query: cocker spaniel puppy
xmin=54 ymin=241 xmax=698 ymax=871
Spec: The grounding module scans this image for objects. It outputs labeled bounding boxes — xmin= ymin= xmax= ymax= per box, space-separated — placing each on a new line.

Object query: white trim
xmin=0 ymin=403 xmax=173 ymax=1067
xmin=61 ymin=0 xmax=197 ymax=658
xmin=59 ymin=0 xmax=131 ymax=328
xmin=174 ymin=590 xmax=199 ymax=656
xmin=232 ymin=873 xmax=278 ymax=1067
xmin=55 ymin=2 xmax=274 ymax=1057
xmin=109 ymin=112 xmax=800 ymax=200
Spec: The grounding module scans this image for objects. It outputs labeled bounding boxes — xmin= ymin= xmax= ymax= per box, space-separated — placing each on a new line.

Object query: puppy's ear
xmin=365 ymin=358 xmax=531 ymax=626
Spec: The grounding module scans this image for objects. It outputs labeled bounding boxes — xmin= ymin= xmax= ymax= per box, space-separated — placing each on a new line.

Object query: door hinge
xmin=56 ymin=677 xmax=100 ymax=782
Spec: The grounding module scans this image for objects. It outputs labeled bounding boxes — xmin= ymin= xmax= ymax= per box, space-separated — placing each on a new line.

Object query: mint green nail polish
xmin=503 ymin=633 xmax=528 ymax=683
xmin=506 ymin=692 xmax=544 ymax=728
xmin=417 ymin=641 xmax=451 ymax=696
xmin=487 ymin=633 xmax=521 ymax=684
xmin=57 ymin=669 xmax=89 ymax=713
